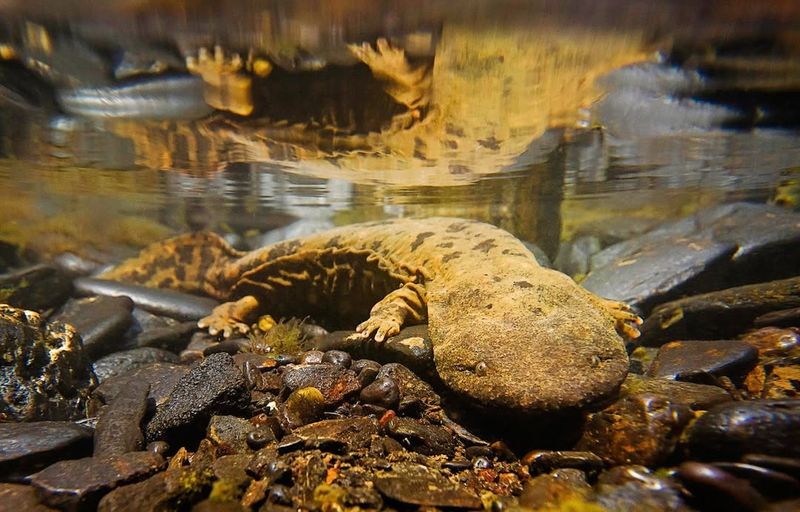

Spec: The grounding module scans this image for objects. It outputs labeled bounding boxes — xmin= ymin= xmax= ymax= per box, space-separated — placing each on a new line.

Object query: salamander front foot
xmin=198 ymin=295 xmax=260 ymax=337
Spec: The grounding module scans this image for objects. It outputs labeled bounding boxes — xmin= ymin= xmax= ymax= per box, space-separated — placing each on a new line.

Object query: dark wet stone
xmin=621 ymin=374 xmax=731 ymax=410
xmin=742 ymin=454 xmax=800 ymax=480
xmin=145 ymin=353 xmax=249 ymax=443
xmin=0 ymin=263 xmax=72 ymax=311
xmin=677 ymin=461 xmax=767 ymax=512
xmin=686 ymin=400 xmax=800 ymax=459
xmin=212 ymin=453 xmax=252 ymax=486
xmin=97 ymin=466 xmax=213 ymax=512
xmin=359 ymin=377 xmax=400 ymax=409
xmin=584 ymin=234 xmax=736 ymax=313
xmin=31 ymin=451 xmax=165 ymax=510
xmin=278 ymin=387 xmax=325 ymax=429
xmin=288 ymin=417 xmax=379 ymax=452
xmin=712 ymin=462 xmax=800 ymax=500
xmin=574 ymin=393 xmax=692 ymax=466
xmin=203 ymin=337 xmax=250 ymax=356
xmin=740 ymin=327 xmax=800 ymax=356
xmin=641 ymin=276 xmax=800 ymax=344
xmin=246 ymin=446 xmax=279 ymax=479
xmin=207 ymin=415 xmax=256 ymax=453
xmin=375 ymin=363 xmax=440 ymax=415
xmin=246 ymin=428 xmax=276 ymax=450
xmin=299 ymin=350 xmax=324 ymax=364
xmin=316 ymin=326 xmax=434 ymax=374
xmin=522 ymin=451 xmax=605 ymax=475
xmin=465 ymin=445 xmax=494 ymax=459
xmin=0 ymin=305 xmax=97 ymax=421
xmin=443 ymin=459 xmax=472 ymax=472
xmin=274 ymin=354 xmax=298 ymax=366
xmin=322 ymin=350 xmax=352 ymax=368
xmin=94 ymin=378 xmax=149 ymax=458
xmin=281 ymin=364 xmax=360 ymax=406
xmin=135 ymin=321 xmax=197 ymax=351
xmin=755 ymin=307 xmax=800 ymax=328
xmin=180 ymin=332 xmax=218 ymax=363
xmin=92 ymin=362 xmax=187 ymax=411
xmin=647 ymin=340 xmax=758 ymax=382
xmin=374 ymin=462 xmax=481 ymax=508
xmin=353 ymin=360 xmax=381 ymax=387
xmin=585 ymin=203 xmax=800 ymax=314
xmin=92 ymin=347 xmax=180 ymax=383
xmin=74 ymin=277 xmax=219 ymax=321
xmin=385 ymin=417 xmax=455 ymax=456
xmin=146 ymin=441 xmax=169 ymax=458
xmin=53 ymin=296 xmax=134 ymax=359
xmin=0 ymin=483 xmax=59 ymax=511
xmin=518 ymin=468 xmax=592 ymax=509
xmin=0 ymin=422 xmax=93 ymax=477
xmin=554 ymin=235 xmax=602 ymax=278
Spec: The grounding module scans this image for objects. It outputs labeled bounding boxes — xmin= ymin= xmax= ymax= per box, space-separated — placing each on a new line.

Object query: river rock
xmin=647 ymin=340 xmax=758 ymax=382
xmin=92 ymin=347 xmax=180 ymax=383
xmin=374 ymin=363 xmax=440 ymax=415
xmin=640 ymin=277 xmax=800 ymax=344
xmin=0 ymin=304 xmax=97 ymax=421
xmin=92 ymin=362 xmax=187 ymax=410
xmin=0 ymin=483 xmax=59 ymax=511
xmin=686 ymin=400 xmax=800 ymax=460
xmin=385 ymin=417 xmax=456 ymax=456
xmin=518 ymin=468 xmax=592 ymax=509
xmin=145 ymin=353 xmax=249 ymax=443
xmin=31 ymin=451 xmax=165 ymax=510
xmin=281 ymin=363 xmax=360 ymax=406
xmin=282 ymin=417 xmax=378 ymax=453
xmin=52 ymin=295 xmax=134 ymax=359
xmin=584 ymin=203 xmax=800 ymax=314
xmin=314 ymin=325 xmax=434 ymax=374
xmin=0 ymin=264 xmax=72 ymax=311
xmin=620 ymin=374 xmax=731 ymax=410
xmin=574 ymin=393 xmax=692 ymax=466
xmin=374 ymin=462 xmax=481 ymax=508
xmin=677 ymin=461 xmax=767 ymax=511
xmin=97 ymin=466 xmax=213 ymax=512
xmin=0 ymin=422 xmax=93 ymax=477
xmin=207 ymin=415 xmax=256 ymax=453
xmin=94 ymin=379 xmax=150 ymax=458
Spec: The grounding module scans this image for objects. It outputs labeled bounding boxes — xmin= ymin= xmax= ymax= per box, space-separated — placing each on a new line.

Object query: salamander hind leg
xmin=598 ymin=297 xmax=643 ymax=339
xmin=350 ymin=282 xmax=427 ymax=342
xmin=198 ymin=295 xmax=261 ymax=337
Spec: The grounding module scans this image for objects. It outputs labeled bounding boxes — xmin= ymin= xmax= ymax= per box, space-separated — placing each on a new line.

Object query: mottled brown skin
xmin=102 ymin=218 xmax=639 ymax=413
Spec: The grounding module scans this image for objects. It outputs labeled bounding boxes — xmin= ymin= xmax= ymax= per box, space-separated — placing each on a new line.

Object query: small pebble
xmin=677 ymin=461 xmax=766 ymax=511
xmin=359 ymin=377 xmax=400 ymax=409
xmin=322 ymin=350 xmax=352 ymax=368
xmin=266 ymin=461 xmax=292 ymax=484
xmin=246 ymin=429 xmax=275 ymax=450
xmin=300 ymin=350 xmax=324 ymax=364
xmin=147 ymin=441 xmax=170 ymax=457
xmin=275 ymin=354 xmax=299 ymax=366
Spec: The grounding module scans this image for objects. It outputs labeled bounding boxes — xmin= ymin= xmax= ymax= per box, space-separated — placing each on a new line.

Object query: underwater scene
xmin=1 ymin=1 xmax=800 ymax=510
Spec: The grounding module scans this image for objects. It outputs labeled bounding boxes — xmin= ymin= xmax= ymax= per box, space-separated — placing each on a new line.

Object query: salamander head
xmin=430 ymin=305 xmax=629 ymax=414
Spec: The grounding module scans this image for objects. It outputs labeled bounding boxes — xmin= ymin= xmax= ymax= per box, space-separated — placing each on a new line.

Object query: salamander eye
xmin=474 ymin=361 xmax=488 ymax=376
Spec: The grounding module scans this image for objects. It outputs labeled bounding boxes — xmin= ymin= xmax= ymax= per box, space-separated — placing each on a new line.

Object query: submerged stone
xmin=0 ymin=483 xmax=59 ymax=512
xmin=0 ymin=264 xmax=72 ymax=311
xmin=52 ymin=296 xmax=134 ymax=359
xmin=647 ymin=340 xmax=758 ymax=382
xmin=94 ymin=379 xmax=149 ymax=458
xmin=31 ymin=451 xmax=165 ymax=510
xmin=575 ymin=393 xmax=692 ymax=466
xmin=0 ymin=304 xmax=97 ymax=421
xmin=585 ymin=203 xmax=800 ymax=314
xmin=686 ymin=400 xmax=800 ymax=460
xmin=92 ymin=347 xmax=180 ymax=383
xmin=374 ymin=462 xmax=481 ymax=508
xmin=281 ymin=364 xmax=360 ymax=406
xmin=145 ymin=353 xmax=249 ymax=443
xmin=0 ymin=422 xmax=93 ymax=477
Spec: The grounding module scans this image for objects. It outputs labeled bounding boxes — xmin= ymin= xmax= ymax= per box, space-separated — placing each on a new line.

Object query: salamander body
xmin=102 ymin=217 xmax=638 ymax=413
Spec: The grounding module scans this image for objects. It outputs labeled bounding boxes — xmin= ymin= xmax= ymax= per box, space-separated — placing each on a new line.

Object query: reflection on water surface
xmin=0 ymin=0 xmax=799 ymax=261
